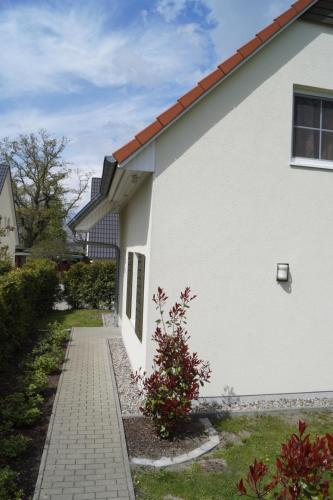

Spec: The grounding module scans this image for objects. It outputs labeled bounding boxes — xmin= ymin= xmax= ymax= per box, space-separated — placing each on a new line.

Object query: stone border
xmin=131 ymin=417 xmax=220 ymax=468
xmin=33 ymin=328 xmax=73 ymax=500
xmin=107 ymin=339 xmax=136 ymax=499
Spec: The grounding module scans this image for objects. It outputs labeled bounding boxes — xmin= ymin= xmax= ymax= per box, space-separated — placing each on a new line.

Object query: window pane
xmin=321 ymin=131 xmax=333 ymax=160
xmin=293 ymin=127 xmax=319 ymax=158
xmin=294 ymin=96 xmax=321 ymax=128
xmin=322 ymin=100 xmax=333 ymax=131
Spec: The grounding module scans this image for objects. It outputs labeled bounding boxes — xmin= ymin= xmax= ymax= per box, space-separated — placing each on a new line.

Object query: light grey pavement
xmin=34 ymin=326 xmax=135 ymax=500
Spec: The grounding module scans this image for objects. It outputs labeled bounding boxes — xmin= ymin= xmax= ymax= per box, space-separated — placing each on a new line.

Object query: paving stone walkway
xmin=34 ymin=327 xmax=135 ymax=500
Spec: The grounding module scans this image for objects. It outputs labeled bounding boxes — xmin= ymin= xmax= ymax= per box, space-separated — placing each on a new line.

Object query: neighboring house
xmin=0 ymin=165 xmax=19 ymax=262
xmin=87 ymin=178 xmax=119 ymax=260
xmin=70 ymin=0 xmax=333 ymax=400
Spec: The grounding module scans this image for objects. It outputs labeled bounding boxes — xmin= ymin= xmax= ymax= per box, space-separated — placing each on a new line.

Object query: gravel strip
xmin=109 ymin=337 xmax=144 ymax=415
xmin=194 ymin=397 xmax=333 ymax=414
xmin=109 ymin=336 xmax=333 ymax=416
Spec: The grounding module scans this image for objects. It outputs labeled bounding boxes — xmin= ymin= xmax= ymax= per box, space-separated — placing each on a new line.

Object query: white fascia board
xmin=109 ymin=168 xmax=150 ymax=211
xmin=122 ymin=142 xmax=155 ymax=172
xmin=106 ymin=142 xmax=155 ymax=210
xmin=74 ymin=197 xmax=112 ymax=232
xmin=118 ymin=141 xmax=156 ymax=171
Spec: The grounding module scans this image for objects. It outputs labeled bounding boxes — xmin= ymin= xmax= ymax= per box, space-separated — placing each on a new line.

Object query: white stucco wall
xmin=119 ymin=175 xmax=153 ymax=372
xmin=0 ymin=173 xmax=18 ymax=261
xmin=141 ymin=19 xmax=333 ymax=397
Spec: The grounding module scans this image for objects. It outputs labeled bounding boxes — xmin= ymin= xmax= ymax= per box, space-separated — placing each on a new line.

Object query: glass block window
xmin=135 ymin=253 xmax=145 ymax=342
xmin=126 ymin=252 xmax=133 ymax=319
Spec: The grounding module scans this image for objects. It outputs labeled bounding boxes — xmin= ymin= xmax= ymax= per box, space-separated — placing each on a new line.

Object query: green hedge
xmin=0 ymin=322 xmax=69 ymax=499
xmin=0 ymin=259 xmax=59 ymax=364
xmin=63 ymin=261 xmax=116 ymax=309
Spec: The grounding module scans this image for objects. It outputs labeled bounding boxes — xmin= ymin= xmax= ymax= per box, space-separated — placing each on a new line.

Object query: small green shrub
xmin=0 ymin=392 xmax=43 ymax=427
xmin=0 ymin=320 xmax=69 ymax=498
xmin=0 ymin=468 xmax=22 ymax=500
xmin=0 ymin=434 xmax=31 ymax=460
xmin=63 ymin=260 xmax=115 ymax=309
xmin=31 ymin=350 xmax=62 ymax=374
xmin=0 ymin=258 xmax=12 ymax=276
xmin=24 ymin=369 xmax=49 ymax=394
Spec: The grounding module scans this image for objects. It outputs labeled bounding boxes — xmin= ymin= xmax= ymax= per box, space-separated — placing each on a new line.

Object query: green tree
xmin=0 ymin=130 xmax=89 ymax=248
xmin=0 ymin=216 xmax=13 ymax=274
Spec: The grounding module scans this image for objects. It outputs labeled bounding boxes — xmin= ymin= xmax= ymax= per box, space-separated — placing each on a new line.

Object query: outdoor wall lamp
xmin=276 ymin=263 xmax=289 ymax=282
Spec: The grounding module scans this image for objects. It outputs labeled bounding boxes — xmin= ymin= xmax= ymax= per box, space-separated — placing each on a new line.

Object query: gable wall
xmin=145 ymin=19 xmax=333 ymax=396
xmin=0 ymin=174 xmax=18 ymax=261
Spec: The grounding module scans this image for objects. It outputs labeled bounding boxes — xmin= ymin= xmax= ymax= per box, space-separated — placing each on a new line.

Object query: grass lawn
xmin=40 ymin=309 xmax=104 ymax=329
xmin=134 ymin=411 xmax=333 ymax=499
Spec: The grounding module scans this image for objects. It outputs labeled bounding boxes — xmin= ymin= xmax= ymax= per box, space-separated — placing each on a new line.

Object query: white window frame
xmin=290 ymin=89 xmax=333 ymax=170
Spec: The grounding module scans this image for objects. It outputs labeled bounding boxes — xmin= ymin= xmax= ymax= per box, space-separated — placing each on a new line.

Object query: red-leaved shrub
xmin=132 ymin=287 xmax=211 ymax=438
xmin=238 ymin=420 xmax=333 ymax=499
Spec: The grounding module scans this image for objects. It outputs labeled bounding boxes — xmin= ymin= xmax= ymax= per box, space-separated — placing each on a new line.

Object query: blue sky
xmin=0 ymin=0 xmax=292 ymax=204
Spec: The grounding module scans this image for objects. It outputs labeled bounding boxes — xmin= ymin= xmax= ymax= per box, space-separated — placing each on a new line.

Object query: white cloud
xmin=0 ymin=2 xmax=212 ymax=96
xmin=264 ymin=1 xmax=294 ymax=21
xmin=0 ymin=94 xmax=162 ymax=161
xmin=156 ymin=0 xmax=187 ymax=22
xmin=0 ymin=93 xmax=165 ymax=209
xmin=190 ymin=0 xmax=295 ymax=61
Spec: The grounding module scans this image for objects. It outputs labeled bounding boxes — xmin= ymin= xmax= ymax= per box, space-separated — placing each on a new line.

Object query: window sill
xmin=290 ymin=158 xmax=333 ymax=171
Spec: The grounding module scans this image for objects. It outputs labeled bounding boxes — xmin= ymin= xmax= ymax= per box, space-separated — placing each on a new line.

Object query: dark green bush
xmin=0 ymin=392 xmax=43 ymax=428
xmin=0 ymin=259 xmax=59 ymax=364
xmin=63 ymin=261 xmax=115 ymax=309
xmin=0 ymin=468 xmax=22 ymax=500
xmin=0 ymin=258 xmax=12 ymax=276
xmin=0 ymin=434 xmax=31 ymax=460
xmin=23 ymin=322 xmax=70 ymax=395
xmin=0 ymin=322 xmax=69 ymax=497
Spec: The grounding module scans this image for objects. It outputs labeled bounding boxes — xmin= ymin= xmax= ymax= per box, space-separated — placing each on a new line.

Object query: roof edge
xmin=68 ymin=156 xmax=117 ymax=231
xmin=0 ymin=164 xmax=10 ymax=194
xmin=112 ymin=0 xmax=318 ymax=166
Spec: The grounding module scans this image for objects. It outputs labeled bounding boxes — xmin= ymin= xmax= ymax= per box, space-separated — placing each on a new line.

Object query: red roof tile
xmin=275 ymin=6 xmax=298 ymax=27
xmin=199 ymin=68 xmax=225 ymax=91
xmin=292 ymin=0 xmax=315 ymax=13
xmin=178 ymin=85 xmax=205 ymax=108
xmin=136 ymin=121 xmax=162 ymax=145
xmin=113 ymin=138 xmax=141 ymax=163
xmin=257 ymin=21 xmax=281 ymax=42
xmin=157 ymin=102 xmax=184 ymax=126
xmin=219 ymin=52 xmax=244 ymax=75
xmin=238 ymin=36 xmax=262 ymax=58
xmin=112 ymin=0 xmax=318 ymax=164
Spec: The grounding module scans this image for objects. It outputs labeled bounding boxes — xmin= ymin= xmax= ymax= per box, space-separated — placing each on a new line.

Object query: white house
xmin=70 ymin=0 xmax=333 ymax=400
xmin=0 ymin=165 xmax=19 ymax=263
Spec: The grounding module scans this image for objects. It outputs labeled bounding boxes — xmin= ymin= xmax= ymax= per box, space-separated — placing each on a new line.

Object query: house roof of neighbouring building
xmin=112 ymin=0 xmax=327 ymax=165
xmin=0 ymin=164 xmax=9 ymax=194
xmin=87 ymin=178 xmax=119 ymax=259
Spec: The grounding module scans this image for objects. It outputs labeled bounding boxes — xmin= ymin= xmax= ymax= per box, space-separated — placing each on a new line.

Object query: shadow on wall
xmin=155 ymin=24 xmax=322 ymax=178
xmin=278 ymin=272 xmax=292 ymax=293
xmin=120 ymin=176 xmax=152 ymax=247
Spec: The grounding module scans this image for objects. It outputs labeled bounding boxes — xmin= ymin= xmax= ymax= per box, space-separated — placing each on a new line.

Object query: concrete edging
xmin=131 ymin=417 xmax=220 ymax=468
xmin=107 ymin=339 xmax=136 ymax=499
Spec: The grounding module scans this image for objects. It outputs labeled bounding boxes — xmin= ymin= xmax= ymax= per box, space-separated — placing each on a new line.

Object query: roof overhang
xmin=68 ymin=143 xmax=155 ymax=233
